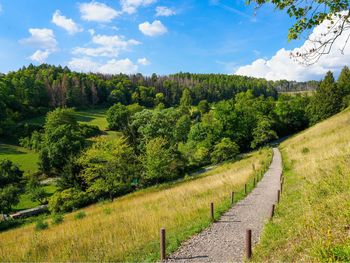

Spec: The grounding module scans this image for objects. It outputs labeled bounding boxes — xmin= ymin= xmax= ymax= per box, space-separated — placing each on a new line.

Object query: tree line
xmin=0 ymin=64 xmax=319 ymax=139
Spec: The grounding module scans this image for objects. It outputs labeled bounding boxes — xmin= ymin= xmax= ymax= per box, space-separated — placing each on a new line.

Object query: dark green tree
xmin=0 ymin=160 xmax=23 ymax=213
xmin=307 ymin=71 xmax=343 ymax=124
xmin=211 ymin=138 xmax=240 ymax=164
xmin=40 ymin=108 xmax=85 ymax=174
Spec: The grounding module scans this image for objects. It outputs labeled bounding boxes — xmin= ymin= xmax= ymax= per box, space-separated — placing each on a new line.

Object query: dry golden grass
xmin=0 ymin=149 xmax=272 ymax=262
xmin=253 ymin=108 xmax=350 ymax=262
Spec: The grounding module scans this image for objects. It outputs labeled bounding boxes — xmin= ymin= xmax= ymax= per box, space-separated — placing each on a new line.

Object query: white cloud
xmin=29 ymin=50 xmax=50 ymax=63
xmin=88 ymin=29 xmax=95 ymax=36
xmin=68 ymin=57 xmax=138 ymax=74
xmin=120 ymin=0 xmax=157 ymax=14
xmin=52 ymin=10 xmax=82 ymax=35
xmin=79 ymin=2 xmax=120 ymax=23
xmin=99 ymin=58 xmax=138 ymax=74
xmin=155 ymin=6 xmax=175 ymax=17
xmin=137 ymin=57 xmax=150 ymax=65
xmin=235 ymin=15 xmax=350 ymax=81
xmin=73 ymin=34 xmax=140 ymax=57
xmin=68 ymin=57 xmax=99 ymax=72
xmin=20 ymin=28 xmax=58 ymax=63
xmin=20 ymin=28 xmax=57 ymax=51
xmin=139 ymin=20 xmax=167 ymax=36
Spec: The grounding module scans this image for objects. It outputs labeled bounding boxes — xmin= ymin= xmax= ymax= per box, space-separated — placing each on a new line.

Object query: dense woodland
xmin=0 ymin=64 xmax=319 ymax=138
xmin=1 ymin=64 xmax=350 ymax=215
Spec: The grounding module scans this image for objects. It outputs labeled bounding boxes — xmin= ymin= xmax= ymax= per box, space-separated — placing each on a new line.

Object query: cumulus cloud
xmin=20 ymin=28 xmax=58 ymax=63
xmin=139 ymin=20 xmax=167 ymax=36
xmin=137 ymin=57 xmax=150 ymax=65
xmin=52 ymin=10 xmax=82 ymax=35
xmin=79 ymin=2 xmax=120 ymax=23
xmin=155 ymin=6 xmax=175 ymax=17
xmin=29 ymin=50 xmax=50 ymax=63
xmin=68 ymin=57 xmax=138 ymax=74
xmin=235 ymin=16 xmax=350 ymax=81
xmin=20 ymin=28 xmax=57 ymax=51
xmin=120 ymin=0 xmax=156 ymax=14
xmin=73 ymin=34 xmax=140 ymax=57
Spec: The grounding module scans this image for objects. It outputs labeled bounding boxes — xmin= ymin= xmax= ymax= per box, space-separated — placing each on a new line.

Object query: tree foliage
xmin=0 ymin=160 xmax=23 ymax=213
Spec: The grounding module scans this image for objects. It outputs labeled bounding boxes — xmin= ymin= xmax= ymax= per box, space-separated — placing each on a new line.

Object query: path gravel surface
xmin=167 ymin=148 xmax=282 ymax=263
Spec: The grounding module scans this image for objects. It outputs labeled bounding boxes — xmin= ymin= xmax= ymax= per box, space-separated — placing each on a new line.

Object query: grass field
xmin=0 ymin=148 xmax=272 ymax=262
xmin=253 ymin=108 xmax=350 ymax=262
xmin=0 ymin=141 xmax=39 ymax=173
xmin=13 ymin=184 xmax=58 ymax=211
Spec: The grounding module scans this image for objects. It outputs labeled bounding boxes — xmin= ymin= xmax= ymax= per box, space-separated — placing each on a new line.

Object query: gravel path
xmin=167 ymin=148 xmax=282 ymax=263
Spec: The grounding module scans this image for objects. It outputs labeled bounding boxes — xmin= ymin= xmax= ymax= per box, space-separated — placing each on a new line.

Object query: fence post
xmin=280 ymin=181 xmax=283 ymax=194
xmin=246 ymin=229 xmax=252 ymax=260
xmin=277 ymin=190 xmax=280 ymax=203
xmin=270 ymin=204 xmax=275 ymax=220
xmin=211 ymin=202 xmax=214 ymax=221
xmin=253 ymin=177 xmax=256 ymax=187
xmin=245 ymin=184 xmax=247 ymax=195
xmin=160 ymin=228 xmax=166 ymax=261
xmin=231 ymin=192 xmax=235 ymax=205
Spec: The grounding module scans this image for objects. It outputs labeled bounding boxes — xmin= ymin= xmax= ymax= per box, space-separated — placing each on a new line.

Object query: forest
xmin=1 ymin=64 xmax=350 ymax=216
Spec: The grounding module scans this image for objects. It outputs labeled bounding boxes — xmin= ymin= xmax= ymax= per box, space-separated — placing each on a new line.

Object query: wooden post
xmin=210 ymin=202 xmax=214 ymax=221
xmin=280 ymin=181 xmax=283 ymax=194
xmin=231 ymin=192 xmax=235 ymax=205
xmin=245 ymin=184 xmax=247 ymax=195
xmin=160 ymin=228 xmax=166 ymax=261
xmin=253 ymin=177 xmax=256 ymax=187
xmin=277 ymin=190 xmax=280 ymax=203
xmin=246 ymin=229 xmax=252 ymax=260
xmin=270 ymin=204 xmax=275 ymax=220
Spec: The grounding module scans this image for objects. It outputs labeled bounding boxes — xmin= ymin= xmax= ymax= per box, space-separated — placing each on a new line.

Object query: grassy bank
xmin=0 ymin=148 xmax=272 ymax=261
xmin=253 ymin=109 xmax=350 ymax=262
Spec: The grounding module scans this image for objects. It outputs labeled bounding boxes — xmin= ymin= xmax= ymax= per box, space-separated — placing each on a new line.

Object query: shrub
xmin=301 ymin=147 xmax=310 ymax=154
xmin=35 ymin=219 xmax=49 ymax=231
xmin=74 ymin=211 xmax=86 ymax=220
xmin=104 ymin=208 xmax=112 ymax=215
xmin=48 ymin=188 xmax=90 ymax=213
xmin=51 ymin=214 xmax=64 ymax=225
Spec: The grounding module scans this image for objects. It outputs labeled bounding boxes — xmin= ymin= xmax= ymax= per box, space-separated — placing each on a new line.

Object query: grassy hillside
xmin=253 ymin=108 xmax=350 ymax=262
xmin=0 ymin=148 xmax=272 ymax=261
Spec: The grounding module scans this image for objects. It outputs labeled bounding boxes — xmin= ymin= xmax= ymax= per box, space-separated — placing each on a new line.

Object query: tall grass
xmin=0 ymin=148 xmax=272 ymax=261
xmin=253 ymin=108 xmax=350 ymax=262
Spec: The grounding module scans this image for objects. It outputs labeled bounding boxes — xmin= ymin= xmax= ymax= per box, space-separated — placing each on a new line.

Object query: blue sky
xmin=0 ymin=0 xmax=349 ymax=81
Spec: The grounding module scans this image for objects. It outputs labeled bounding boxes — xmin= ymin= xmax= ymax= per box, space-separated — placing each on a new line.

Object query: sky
xmin=0 ymin=0 xmax=349 ymax=81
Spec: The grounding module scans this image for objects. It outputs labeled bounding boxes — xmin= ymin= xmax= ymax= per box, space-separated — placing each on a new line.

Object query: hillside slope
xmin=253 ymin=108 xmax=350 ymax=261
xmin=0 ymin=148 xmax=272 ymax=262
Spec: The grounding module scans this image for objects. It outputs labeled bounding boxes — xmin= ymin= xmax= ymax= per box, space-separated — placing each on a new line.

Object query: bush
xmin=35 ymin=219 xmax=49 ymax=231
xmin=51 ymin=213 xmax=64 ymax=225
xmin=301 ymin=147 xmax=310 ymax=154
xmin=74 ymin=211 xmax=86 ymax=220
xmin=79 ymin=124 xmax=101 ymax=138
xmin=48 ymin=188 xmax=90 ymax=213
